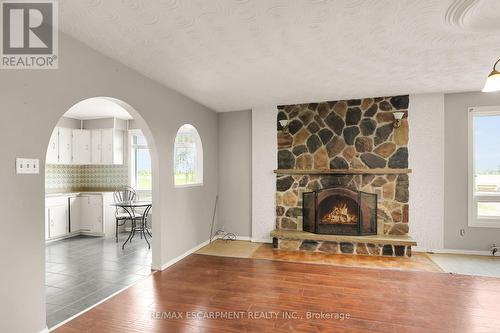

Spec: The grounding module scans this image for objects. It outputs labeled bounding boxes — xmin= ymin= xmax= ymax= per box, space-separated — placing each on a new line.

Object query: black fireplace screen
xmin=303 ymin=187 xmax=377 ymax=236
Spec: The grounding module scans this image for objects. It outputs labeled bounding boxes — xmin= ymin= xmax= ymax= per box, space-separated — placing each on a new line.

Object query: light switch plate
xmin=16 ymin=158 xmax=40 ymax=174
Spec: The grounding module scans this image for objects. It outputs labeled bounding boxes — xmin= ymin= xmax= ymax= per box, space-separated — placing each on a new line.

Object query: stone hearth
xmin=271 ymin=230 xmax=416 ymax=257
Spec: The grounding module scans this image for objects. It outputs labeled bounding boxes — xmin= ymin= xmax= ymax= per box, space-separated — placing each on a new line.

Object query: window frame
xmin=468 ymin=106 xmax=500 ymax=228
xmin=173 ymin=124 xmax=204 ymax=188
xmin=129 ymin=129 xmax=152 ymax=194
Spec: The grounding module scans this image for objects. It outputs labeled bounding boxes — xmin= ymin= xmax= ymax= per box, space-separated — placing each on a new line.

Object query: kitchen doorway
xmin=43 ymin=97 xmax=158 ymax=328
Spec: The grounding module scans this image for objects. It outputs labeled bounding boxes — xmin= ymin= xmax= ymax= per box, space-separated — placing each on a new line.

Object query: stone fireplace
xmin=271 ymin=95 xmax=416 ymax=257
xmin=303 ymin=187 xmax=377 ymax=236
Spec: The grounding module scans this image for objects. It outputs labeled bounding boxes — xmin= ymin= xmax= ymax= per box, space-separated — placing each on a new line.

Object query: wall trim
xmin=234 ymin=236 xmax=251 ymax=241
xmin=153 ymin=236 xmax=269 ymax=271
xmin=414 ymin=246 xmax=493 ymax=256
xmin=251 ymin=237 xmax=272 ymax=243
xmin=155 ymin=238 xmax=212 ymax=271
xmin=46 ymin=231 xmax=105 ymax=243
xmin=45 ymin=232 xmax=81 ymax=243
xmin=38 ymin=327 xmax=49 ymax=333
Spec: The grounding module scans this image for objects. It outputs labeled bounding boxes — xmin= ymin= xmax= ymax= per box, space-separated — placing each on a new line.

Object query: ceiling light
xmin=483 ymin=59 xmax=500 ymax=92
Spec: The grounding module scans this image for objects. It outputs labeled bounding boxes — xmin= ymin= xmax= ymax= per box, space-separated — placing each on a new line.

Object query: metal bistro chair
xmin=113 ymin=186 xmax=146 ymax=243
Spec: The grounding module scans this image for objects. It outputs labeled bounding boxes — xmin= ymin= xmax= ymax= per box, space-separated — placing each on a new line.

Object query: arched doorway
xmin=43 ymin=97 xmax=160 ymax=329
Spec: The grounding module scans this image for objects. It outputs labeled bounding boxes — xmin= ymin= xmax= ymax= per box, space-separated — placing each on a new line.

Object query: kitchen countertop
xmin=45 ymin=190 xmax=117 ymax=197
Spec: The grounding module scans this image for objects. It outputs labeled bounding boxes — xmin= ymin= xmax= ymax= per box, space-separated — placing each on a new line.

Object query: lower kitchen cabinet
xmin=46 ymin=197 xmax=69 ymax=240
xmin=69 ymin=196 xmax=81 ymax=232
xmin=78 ymin=194 xmax=103 ymax=233
xmin=46 ymin=192 xmax=110 ymax=241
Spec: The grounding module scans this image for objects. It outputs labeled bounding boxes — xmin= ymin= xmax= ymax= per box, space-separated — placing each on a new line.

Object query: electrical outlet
xmin=16 ymin=158 xmax=40 ymax=174
xmin=459 ymin=229 xmax=465 ymax=236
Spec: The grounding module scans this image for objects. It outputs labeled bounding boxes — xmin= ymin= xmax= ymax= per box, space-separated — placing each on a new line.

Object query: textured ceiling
xmin=59 ymin=0 xmax=500 ymax=112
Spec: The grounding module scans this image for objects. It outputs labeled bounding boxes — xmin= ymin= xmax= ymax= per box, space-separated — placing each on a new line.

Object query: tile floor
xmin=45 ymin=234 xmax=152 ymax=328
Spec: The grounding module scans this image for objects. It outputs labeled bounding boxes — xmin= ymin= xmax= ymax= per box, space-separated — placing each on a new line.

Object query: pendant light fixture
xmin=483 ymin=58 xmax=500 ymax=92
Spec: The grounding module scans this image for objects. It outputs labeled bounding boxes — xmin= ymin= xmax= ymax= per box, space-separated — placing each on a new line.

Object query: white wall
xmin=408 ymin=93 xmax=445 ymax=251
xmin=218 ymin=110 xmax=252 ymax=237
xmin=0 ymin=33 xmax=218 ymax=333
xmin=251 ymin=107 xmax=277 ymax=242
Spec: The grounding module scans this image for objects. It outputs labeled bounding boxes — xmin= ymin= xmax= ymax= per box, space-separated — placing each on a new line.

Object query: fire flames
xmin=321 ymin=202 xmax=358 ymax=225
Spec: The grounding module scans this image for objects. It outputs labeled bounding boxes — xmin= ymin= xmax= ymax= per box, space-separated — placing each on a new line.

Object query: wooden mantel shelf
xmin=274 ymin=168 xmax=412 ymax=175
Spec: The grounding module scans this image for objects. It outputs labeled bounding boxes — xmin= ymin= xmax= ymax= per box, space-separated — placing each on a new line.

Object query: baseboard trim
xmin=156 ymin=238 xmax=212 ymax=271
xmin=234 ymin=236 xmax=251 ymax=241
xmin=251 ymin=237 xmax=272 ymax=243
xmin=153 ymin=236 xmax=273 ymax=272
xmin=415 ymin=247 xmax=493 ymax=256
xmin=46 ymin=231 xmax=104 ymax=243
xmin=45 ymin=232 xmax=80 ymax=243
xmin=38 ymin=327 xmax=49 ymax=333
xmin=80 ymin=231 xmax=105 ymax=237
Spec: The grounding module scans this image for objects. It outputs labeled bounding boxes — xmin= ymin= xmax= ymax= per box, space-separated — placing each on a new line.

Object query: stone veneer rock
xmin=276 ymin=95 xmax=409 ymax=236
xmin=274 ymin=238 xmax=412 ymax=257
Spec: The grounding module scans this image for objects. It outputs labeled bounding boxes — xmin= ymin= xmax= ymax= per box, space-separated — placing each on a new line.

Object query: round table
xmin=111 ymin=201 xmax=152 ymax=249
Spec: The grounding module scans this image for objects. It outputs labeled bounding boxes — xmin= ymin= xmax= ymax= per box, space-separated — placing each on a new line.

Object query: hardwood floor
xmin=55 ymin=254 xmax=500 ymax=333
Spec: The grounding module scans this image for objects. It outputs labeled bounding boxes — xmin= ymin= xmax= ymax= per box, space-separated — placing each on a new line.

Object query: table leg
xmin=146 ymin=220 xmax=152 ymax=237
xmin=142 ymin=205 xmax=151 ymax=249
xmin=122 ymin=207 xmax=135 ymax=250
xmin=130 ymin=220 xmax=136 ymax=243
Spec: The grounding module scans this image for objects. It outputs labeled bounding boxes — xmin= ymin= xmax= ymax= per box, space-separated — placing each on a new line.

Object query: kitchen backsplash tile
xmin=46 ymin=164 xmax=128 ymax=191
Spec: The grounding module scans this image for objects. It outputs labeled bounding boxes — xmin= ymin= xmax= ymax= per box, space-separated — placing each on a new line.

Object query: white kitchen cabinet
xmin=69 ymin=196 xmax=82 ymax=232
xmin=46 ymin=126 xmax=123 ymax=165
xmin=101 ymin=129 xmax=124 ymax=165
xmin=58 ymin=127 xmax=73 ymax=164
xmin=46 ymin=193 xmax=114 ymax=240
xmin=46 ymin=128 xmax=59 ymax=164
xmin=103 ymin=193 xmax=117 ymax=238
xmin=46 ymin=197 xmax=69 ymax=239
xmin=78 ymin=195 xmax=103 ymax=233
xmin=72 ymin=129 xmax=91 ymax=164
xmin=91 ymin=129 xmax=102 ymax=164
xmin=89 ymin=195 xmax=104 ymax=233
xmin=46 ymin=127 xmax=72 ymax=164
xmin=78 ymin=196 xmax=92 ymax=231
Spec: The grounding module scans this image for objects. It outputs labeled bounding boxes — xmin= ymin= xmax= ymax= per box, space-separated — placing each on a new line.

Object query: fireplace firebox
xmin=303 ymin=187 xmax=377 ymax=236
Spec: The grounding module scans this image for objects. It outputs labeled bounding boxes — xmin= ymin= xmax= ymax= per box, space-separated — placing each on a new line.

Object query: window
xmin=468 ymin=107 xmax=500 ymax=228
xmin=130 ymin=130 xmax=152 ymax=194
xmin=174 ymin=124 xmax=203 ymax=187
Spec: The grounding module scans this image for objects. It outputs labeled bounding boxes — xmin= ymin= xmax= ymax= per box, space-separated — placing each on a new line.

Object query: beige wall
xmin=444 ymin=91 xmax=500 ymax=250
xmin=217 ymin=110 xmax=252 ymax=237
xmin=0 ymin=33 xmax=218 ymax=333
xmin=56 ymin=116 xmax=81 ymax=128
